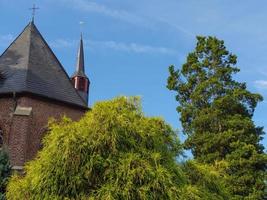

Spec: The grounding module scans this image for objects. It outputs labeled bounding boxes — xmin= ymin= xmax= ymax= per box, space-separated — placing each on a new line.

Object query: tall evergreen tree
xmin=167 ymin=36 xmax=266 ymax=199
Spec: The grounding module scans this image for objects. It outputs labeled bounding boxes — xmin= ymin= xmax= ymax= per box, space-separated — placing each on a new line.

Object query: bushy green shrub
xmin=7 ymin=97 xmax=230 ymax=199
xmin=7 ymin=97 xmax=186 ymax=199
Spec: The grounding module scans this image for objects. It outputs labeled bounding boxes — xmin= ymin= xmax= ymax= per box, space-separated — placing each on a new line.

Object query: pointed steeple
xmin=71 ymin=33 xmax=90 ymax=104
xmin=73 ymin=34 xmax=87 ymax=77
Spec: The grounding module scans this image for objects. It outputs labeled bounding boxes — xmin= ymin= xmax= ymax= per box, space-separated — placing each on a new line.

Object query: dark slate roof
xmin=71 ymin=34 xmax=88 ymax=79
xmin=0 ymin=22 xmax=88 ymax=108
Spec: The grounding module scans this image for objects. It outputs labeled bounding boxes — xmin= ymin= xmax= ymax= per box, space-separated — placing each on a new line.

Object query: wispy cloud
xmin=54 ymin=0 xmax=193 ymax=37
xmin=88 ymin=40 xmax=178 ymax=55
xmin=256 ymin=68 xmax=267 ymax=77
xmin=50 ymin=39 xmax=76 ymax=48
xmin=157 ymin=18 xmax=195 ymax=38
xmin=254 ymin=80 xmax=267 ymax=90
xmin=57 ymin=0 xmax=147 ymax=26
xmin=50 ymin=38 xmax=179 ymax=55
xmin=0 ymin=34 xmax=14 ymax=47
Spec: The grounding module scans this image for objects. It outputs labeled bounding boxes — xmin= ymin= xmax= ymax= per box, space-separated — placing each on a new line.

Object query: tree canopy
xmin=7 ymin=97 xmax=230 ymax=200
xmin=167 ymin=36 xmax=266 ymax=199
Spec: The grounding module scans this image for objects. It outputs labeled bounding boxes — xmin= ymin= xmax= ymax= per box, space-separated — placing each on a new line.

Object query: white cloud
xmin=58 ymin=0 xmax=147 ymax=26
xmin=157 ymin=18 xmax=195 ymax=38
xmin=254 ymin=80 xmax=267 ymax=89
xmin=50 ymin=39 xmax=76 ymax=48
xmin=87 ymin=40 xmax=178 ymax=55
xmin=50 ymin=38 xmax=179 ymax=55
xmin=50 ymin=0 xmax=195 ymax=37
xmin=256 ymin=68 xmax=267 ymax=77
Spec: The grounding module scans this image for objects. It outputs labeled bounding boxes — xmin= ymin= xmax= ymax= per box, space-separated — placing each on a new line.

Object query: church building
xmin=0 ymin=21 xmax=90 ymax=170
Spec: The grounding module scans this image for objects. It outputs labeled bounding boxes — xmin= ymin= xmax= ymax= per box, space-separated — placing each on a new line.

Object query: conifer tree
xmin=167 ymin=36 xmax=267 ymax=199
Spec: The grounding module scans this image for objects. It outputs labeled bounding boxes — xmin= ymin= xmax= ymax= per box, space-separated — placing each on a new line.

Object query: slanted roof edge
xmin=0 ymin=22 xmax=32 ymax=62
xmin=0 ymin=91 xmax=89 ymax=110
xmin=28 ymin=22 xmax=88 ymax=107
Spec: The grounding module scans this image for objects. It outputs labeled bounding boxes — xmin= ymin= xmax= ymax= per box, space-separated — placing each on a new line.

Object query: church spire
xmin=75 ymin=34 xmax=86 ymax=77
xmin=71 ymin=33 xmax=90 ymax=105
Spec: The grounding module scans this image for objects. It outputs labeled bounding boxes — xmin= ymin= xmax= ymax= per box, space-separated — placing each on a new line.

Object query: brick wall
xmin=0 ymin=94 xmax=87 ymax=167
xmin=0 ymin=97 xmax=14 ymax=146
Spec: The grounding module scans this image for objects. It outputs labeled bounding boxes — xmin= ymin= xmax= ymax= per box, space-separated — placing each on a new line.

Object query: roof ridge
xmin=25 ymin=22 xmax=34 ymax=88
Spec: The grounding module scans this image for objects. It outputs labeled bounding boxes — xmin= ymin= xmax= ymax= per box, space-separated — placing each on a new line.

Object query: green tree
xmin=7 ymin=97 xmax=185 ymax=200
xmin=167 ymin=36 xmax=266 ymax=199
xmin=180 ymin=160 xmax=230 ymax=200
xmin=0 ymin=149 xmax=11 ymax=200
xmin=7 ymin=97 xmax=229 ymax=200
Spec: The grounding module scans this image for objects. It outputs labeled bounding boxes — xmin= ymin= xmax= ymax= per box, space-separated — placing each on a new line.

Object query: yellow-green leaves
xmin=7 ymin=97 xmax=184 ymax=200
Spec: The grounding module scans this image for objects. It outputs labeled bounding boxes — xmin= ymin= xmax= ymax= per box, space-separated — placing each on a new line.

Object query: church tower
xmin=71 ymin=34 xmax=90 ymax=104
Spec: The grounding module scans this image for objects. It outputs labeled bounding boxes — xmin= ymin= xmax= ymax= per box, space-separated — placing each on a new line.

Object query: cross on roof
xmin=29 ymin=4 xmax=39 ymax=22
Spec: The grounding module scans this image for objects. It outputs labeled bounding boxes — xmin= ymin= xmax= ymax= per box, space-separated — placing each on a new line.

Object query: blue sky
xmin=0 ymin=0 xmax=266 ymax=149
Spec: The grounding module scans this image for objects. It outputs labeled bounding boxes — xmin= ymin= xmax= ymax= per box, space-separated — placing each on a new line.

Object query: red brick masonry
xmin=0 ymin=93 xmax=86 ymax=167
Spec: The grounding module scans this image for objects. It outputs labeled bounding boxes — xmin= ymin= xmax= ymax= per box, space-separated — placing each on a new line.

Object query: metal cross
xmin=29 ymin=4 xmax=40 ymax=22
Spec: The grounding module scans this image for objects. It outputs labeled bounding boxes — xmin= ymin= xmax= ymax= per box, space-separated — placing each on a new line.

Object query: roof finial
xmin=29 ymin=4 xmax=40 ymax=23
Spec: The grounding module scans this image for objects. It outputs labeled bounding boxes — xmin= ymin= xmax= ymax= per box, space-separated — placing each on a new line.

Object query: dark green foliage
xmin=224 ymin=142 xmax=266 ymax=199
xmin=167 ymin=36 xmax=267 ymax=199
xmin=0 ymin=149 xmax=11 ymax=200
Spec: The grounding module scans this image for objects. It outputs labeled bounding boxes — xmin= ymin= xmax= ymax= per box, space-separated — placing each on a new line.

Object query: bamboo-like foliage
xmin=6 ymin=97 xmax=230 ymax=199
xmin=6 ymin=97 xmax=185 ymax=199
xmin=180 ymin=160 xmax=230 ymax=200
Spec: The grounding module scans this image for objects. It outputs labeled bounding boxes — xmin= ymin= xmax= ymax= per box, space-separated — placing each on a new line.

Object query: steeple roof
xmin=72 ymin=34 xmax=88 ymax=78
xmin=0 ymin=22 xmax=88 ymax=108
